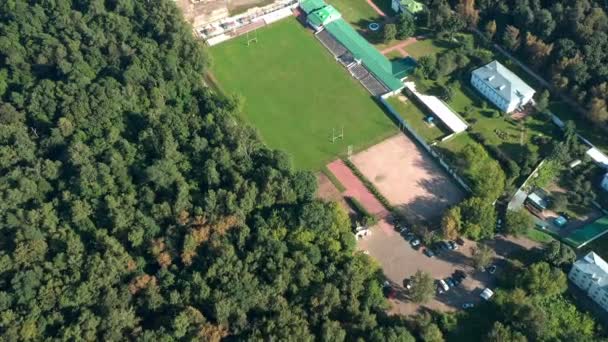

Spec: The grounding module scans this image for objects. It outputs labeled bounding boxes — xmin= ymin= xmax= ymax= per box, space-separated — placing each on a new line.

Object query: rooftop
xmin=300 ymin=0 xmax=326 ymax=14
xmin=405 ymin=82 xmax=468 ymax=133
xmin=307 ymin=5 xmax=341 ymax=27
xmin=573 ymin=252 xmax=608 ymax=289
xmin=472 ymin=60 xmax=535 ymax=102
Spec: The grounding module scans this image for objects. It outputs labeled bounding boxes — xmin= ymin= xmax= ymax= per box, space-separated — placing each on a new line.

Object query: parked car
xmin=445 ymin=278 xmax=455 ymax=288
xmin=438 ymin=279 xmax=449 ymax=292
xmin=403 ymin=278 xmax=412 ymax=290
xmin=453 ymin=270 xmax=467 ymax=281
xmin=448 ymin=240 xmax=458 ymax=250
xmin=444 ymin=241 xmax=455 ymax=250
xmin=423 ymin=248 xmax=435 ymax=257
xmin=404 ymin=233 xmax=415 ymax=241
xmin=410 ymin=238 xmax=421 ymax=248
xmin=480 ymin=288 xmax=494 ymax=300
xmin=488 ymin=265 xmax=497 ymax=274
xmin=462 ymin=303 xmax=474 ymax=309
xmin=456 ymin=237 xmax=465 ymax=246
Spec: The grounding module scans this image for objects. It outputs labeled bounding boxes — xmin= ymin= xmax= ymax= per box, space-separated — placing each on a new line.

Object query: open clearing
xmin=210 ymin=18 xmax=397 ymax=170
xmin=351 ymin=134 xmax=464 ymax=223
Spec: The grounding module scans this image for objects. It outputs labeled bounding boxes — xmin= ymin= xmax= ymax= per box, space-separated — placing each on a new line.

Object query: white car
xmin=480 ymin=288 xmax=494 ymax=300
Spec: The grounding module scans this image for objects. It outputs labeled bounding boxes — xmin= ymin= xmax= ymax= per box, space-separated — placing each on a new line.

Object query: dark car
xmin=448 ymin=240 xmax=458 ymax=250
xmin=445 ymin=277 xmax=455 ymax=288
xmin=453 ymin=270 xmax=467 ymax=281
xmin=456 ymin=237 xmax=465 ymax=246
xmin=488 ymin=265 xmax=497 ymax=274
xmin=423 ymin=248 xmax=435 ymax=257
xmin=404 ymin=233 xmax=415 ymax=241
xmin=441 ymin=241 xmax=452 ymax=251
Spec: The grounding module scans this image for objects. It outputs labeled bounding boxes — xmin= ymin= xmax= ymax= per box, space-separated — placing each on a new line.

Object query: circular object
xmin=368 ymin=22 xmax=380 ymax=31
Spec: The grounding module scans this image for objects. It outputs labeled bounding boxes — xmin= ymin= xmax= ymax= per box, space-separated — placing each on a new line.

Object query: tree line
xmin=0 ymin=0 xmax=421 ymax=340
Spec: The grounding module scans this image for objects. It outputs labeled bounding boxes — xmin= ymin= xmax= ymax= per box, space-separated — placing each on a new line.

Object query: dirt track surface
xmin=351 ymin=134 xmax=464 ymax=223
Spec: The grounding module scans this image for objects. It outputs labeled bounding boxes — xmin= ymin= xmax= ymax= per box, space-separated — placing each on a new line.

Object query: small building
xmin=391 ymin=0 xmax=424 ymax=16
xmin=471 ymin=61 xmax=535 ymax=113
xmin=525 ymin=189 xmax=548 ymax=212
xmin=404 ymin=82 xmax=468 ymax=134
xmin=569 ymin=252 xmax=608 ymax=312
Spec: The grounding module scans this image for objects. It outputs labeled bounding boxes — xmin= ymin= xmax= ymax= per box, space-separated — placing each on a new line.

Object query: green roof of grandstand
xmin=564 ymin=216 xmax=608 ymax=248
xmin=307 ymin=5 xmax=341 ymax=27
xmin=324 ymin=19 xmax=405 ymax=91
xmin=300 ymin=0 xmax=326 ymax=14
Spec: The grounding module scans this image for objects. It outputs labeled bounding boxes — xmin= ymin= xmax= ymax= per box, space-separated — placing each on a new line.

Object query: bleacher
xmin=348 ymin=63 xmax=368 ymax=80
xmin=315 ymin=30 xmax=347 ymax=57
xmin=338 ymin=52 xmax=355 ymax=67
xmin=359 ymin=74 xmax=389 ymax=96
xmin=314 ymin=24 xmax=390 ymax=96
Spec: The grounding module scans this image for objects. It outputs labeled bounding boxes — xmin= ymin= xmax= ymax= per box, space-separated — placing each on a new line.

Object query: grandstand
xmin=300 ymin=0 xmax=415 ymax=96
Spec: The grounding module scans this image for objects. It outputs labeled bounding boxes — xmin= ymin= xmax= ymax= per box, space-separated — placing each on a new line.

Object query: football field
xmin=210 ymin=18 xmax=397 ymax=170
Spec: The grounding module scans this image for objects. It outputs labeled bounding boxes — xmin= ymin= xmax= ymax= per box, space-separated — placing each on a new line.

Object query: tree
xmin=456 ymin=0 xmax=479 ymax=27
xmin=505 ymin=210 xmax=533 ymax=236
xmin=459 ymin=197 xmax=496 ymax=240
xmin=420 ymin=323 xmax=444 ymax=342
xmin=503 ymin=25 xmax=521 ymax=51
xmin=409 ymin=270 xmax=435 ymax=304
xmin=484 ymin=20 xmax=497 ymax=40
xmin=396 ymin=13 xmax=415 ymax=40
xmin=441 ymin=207 xmax=461 ymax=240
xmin=548 ymin=192 xmax=568 ymax=212
xmin=418 ymin=55 xmax=437 ymax=78
xmin=542 ymin=241 xmax=576 ymax=267
xmin=535 ymin=89 xmax=550 ymax=113
xmin=440 ymin=83 xmax=454 ymax=101
xmin=384 ymin=23 xmax=397 ymax=43
xmin=517 ymin=262 xmax=567 ymax=297
xmin=524 ymin=32 xmax=554 ymax=67
xmin=486 ymin=322 xmax=527 ymax=342
xmin=471 ymin=243 xmax=494 ymax=270
xmin=587 ymin=98 xmax=608 ymax=126
xmin=534 ymin=9 xmax=556 ymax=39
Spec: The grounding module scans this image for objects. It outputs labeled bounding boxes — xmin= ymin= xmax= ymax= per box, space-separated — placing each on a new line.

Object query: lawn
xmin=525 ymin=227 xmax=555 ymax=243
xmin=402 ymin=38 xmax=449 ymax=59
xmin=416 ymin=75 xmax=557 ymax=163
xmin=386 ymin=95 xmax=449 ymax=142
xmin=210 ymin=19 xmax=397 ymax=170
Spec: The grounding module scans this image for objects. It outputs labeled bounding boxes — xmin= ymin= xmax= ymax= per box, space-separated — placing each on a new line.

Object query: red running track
xmin=327 ymin=159 xmax=389 ymax=217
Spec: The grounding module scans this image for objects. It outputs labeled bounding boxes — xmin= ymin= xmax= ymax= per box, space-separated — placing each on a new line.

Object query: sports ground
xmin=210 ymin=18 xmax=397 ymax=170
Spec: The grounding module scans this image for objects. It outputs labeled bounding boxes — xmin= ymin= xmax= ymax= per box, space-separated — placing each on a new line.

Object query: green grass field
xmin=210 ymin=19 xmax=397 ymax=170
xmin=386 ymin=96 xmax=449 ymax=142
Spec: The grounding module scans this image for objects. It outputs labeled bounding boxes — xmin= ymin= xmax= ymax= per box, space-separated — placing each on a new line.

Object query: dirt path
xmin=366 ymin=0 xmax=387 ymax=17
xmin=380 ymin=37 xmax=419 ymax=57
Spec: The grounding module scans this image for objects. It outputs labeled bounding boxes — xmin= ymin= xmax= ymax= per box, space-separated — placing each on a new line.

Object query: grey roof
xmin=472 ymin=61 xmax=535 ymax=103
xmin=575 ymin=252 xmax=608 ymax=289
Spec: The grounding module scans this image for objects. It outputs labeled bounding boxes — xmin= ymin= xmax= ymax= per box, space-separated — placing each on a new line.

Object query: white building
xmin=569 ymin=252 xmax=608 ymax=312
xmin=470 ymin=61 xmax=535 ymax=113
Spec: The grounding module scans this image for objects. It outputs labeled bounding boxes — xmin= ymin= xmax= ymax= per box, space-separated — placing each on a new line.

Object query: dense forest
xmin=0 ymin=0 xmax=421 ymax=340
xmin=445 ymin=0 xmax=608 ymax=127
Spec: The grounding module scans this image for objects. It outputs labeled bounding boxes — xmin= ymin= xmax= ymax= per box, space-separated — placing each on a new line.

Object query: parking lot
xmin=358 ymin=220 xmax=500 ymax=315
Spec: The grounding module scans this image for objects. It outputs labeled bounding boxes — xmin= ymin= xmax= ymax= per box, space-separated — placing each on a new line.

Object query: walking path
xmin=380 ymin=37 xmax=419 ymax=57
xmin=327 ymin=159 xmax=389 ymax=217
xmin=366 ymin=0 xmax=386 ymax=17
